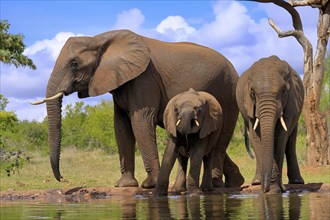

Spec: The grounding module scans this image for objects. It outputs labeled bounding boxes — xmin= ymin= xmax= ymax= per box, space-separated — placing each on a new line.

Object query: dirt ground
xmin=1 ymin=183 xmax=329 ymax=203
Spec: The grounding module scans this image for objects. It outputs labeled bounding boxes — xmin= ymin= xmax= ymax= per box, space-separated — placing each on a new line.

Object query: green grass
xmin=1 ymin=143 xmax=329 ymax=192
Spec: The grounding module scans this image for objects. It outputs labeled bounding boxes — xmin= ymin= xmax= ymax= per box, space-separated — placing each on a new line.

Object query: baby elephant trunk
xmin=176 ymin=110 xmax=200 ymax=136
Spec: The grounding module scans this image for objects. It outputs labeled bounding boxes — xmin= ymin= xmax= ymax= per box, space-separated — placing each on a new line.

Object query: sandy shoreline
xmin=1 ymin=183 xmax=328 ymax=203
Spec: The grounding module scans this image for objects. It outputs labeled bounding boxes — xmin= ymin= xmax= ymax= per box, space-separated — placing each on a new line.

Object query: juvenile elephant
xmin=31 ymin=29 xmax=243 ymax=188
xmin=154 ymin=88 xmax=223 ymax=196
xmin=236 ymin=55 xmax=304 ymax=193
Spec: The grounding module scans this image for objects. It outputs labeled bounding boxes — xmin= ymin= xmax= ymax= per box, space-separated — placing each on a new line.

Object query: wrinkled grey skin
xmin=236 ymin=55 xmax=304 ymax=193
xmin=43 ymin=29 xmax=243 ymax=189
xmin=153 ymin=89 xmax=223 ymax=196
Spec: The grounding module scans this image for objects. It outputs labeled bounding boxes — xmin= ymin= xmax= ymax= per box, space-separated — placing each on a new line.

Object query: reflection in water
xmin=1 ymin=192 xmax=329 ymax=219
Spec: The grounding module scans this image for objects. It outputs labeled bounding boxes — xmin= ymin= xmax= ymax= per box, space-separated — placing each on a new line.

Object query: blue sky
xmin=0 ymin=0 xmax=320 ymax=121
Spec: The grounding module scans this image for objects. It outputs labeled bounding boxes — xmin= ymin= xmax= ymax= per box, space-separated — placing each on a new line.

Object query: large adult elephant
xmin=31 ymin=29 xmax=243 ymax=188
xmin=236 ymin=55 xmax=304 ymax=193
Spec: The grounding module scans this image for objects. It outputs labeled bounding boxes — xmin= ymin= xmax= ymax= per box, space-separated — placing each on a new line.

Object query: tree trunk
xmin=304 ymin=4 xmax=330 ymax=166
xmin=251 ymin=0 xmax=330 ymax=166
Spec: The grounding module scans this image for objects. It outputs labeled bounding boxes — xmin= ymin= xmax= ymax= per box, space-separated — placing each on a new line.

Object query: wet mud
xmin=1 ymin=183 xmax=328 ymax=203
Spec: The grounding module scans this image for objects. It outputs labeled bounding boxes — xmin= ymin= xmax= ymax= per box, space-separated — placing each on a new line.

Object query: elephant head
xmin=236 ymin=55 xmax=304 ymax=192
xmin=31 ymin=30 xmax=150 ymax=181
xmin=164 ymin=88 xmax=222 ymax=139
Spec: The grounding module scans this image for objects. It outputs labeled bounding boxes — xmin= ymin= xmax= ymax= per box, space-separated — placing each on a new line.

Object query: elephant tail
xmin=244 ymin=121 xmax=255 ymax=159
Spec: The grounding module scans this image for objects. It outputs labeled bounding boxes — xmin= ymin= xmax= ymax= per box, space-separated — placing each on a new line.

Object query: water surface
xmin=1 ymin=192 xmax=329 ymax=219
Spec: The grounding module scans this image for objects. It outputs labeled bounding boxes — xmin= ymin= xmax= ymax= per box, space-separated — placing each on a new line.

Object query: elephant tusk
xmin=30 ymin=99 xmax=47 ymax=105
xmin=176 ymin=119 xmax=181 ymax=126
xmin=253 ymin=118 xmax=259 ymax=130
xmin=30 ymin=92 xmax=64 ymax=105
xmin=194 ymin=119 xmax=200 ymax=127
xmin=280 ymin=116 xmax=288 ymax=132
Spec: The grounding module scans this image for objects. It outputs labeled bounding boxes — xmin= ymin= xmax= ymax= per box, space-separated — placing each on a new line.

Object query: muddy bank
xmin=0 ymin=183 xmax=328 ymax=202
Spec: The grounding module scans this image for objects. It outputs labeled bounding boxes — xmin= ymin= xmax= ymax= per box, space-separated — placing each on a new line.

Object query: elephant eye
xmin=281 ymin=87 xmax=288 ymax=95
xmin=195 ymin=107 xmax=202 ymax=114
xmin=250 ymin=89 xmax=256 ymax=101
xmin=70 ymin=60 xmax=79 ymax=69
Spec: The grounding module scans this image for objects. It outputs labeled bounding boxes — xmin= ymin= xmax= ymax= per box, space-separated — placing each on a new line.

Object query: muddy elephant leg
xmin=114 ymin=103 xmax=138 ymax=187
xmin=285 ymin=126 xmax=304 ymax=184
xmin=211 ymin=137 xmax=225 ymax=188
xmin=187 ymin=142 xmax=204 ymax=195
xmin=172 ymin=153 xmax=188 ymax=193
xmin=153 ymin=137 xmax=177 ymax=197
xmin=250 ymin=125 xmax=262 ymax=185
xmin=212 ymin=133 xmax=244 ymax=187
xmin=201 ymin=153 xmax=213 ymax=192
xmin=273 ymin=127 xmax=290 ymax=192
xmin=223 ymin=153 xmax=245 ymax=187
xmin=131 ymin=113 xmax=160 ymax=189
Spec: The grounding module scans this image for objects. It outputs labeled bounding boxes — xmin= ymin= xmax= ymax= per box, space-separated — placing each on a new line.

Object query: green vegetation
xmin=0 ymin=20 xmax=36 ymax=69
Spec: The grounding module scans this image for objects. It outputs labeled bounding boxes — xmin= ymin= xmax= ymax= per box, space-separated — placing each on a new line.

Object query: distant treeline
xmin=0 ymin=98 xmax=168 ymax=156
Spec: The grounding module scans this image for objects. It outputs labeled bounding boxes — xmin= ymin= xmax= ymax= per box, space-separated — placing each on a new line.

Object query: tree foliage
xmin=0 ymin=20 xmax=36 ymax=69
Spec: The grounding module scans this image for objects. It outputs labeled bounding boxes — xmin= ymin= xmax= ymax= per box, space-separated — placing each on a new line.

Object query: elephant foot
xmin=115 ymin=174 xmax=138 ymax=187
xmin=266 ymin=183 xmax=285 ymax=194
xmin=187 ymin=188 xmax=201 ymax=196
xmin=223 ymin=161 xmax=245 ymax=187
xmin=172 ymin=184 xmax=186 ymax=194
xmin=201 ymin=184 xmax=213 ymax=193
xmin=212 ymin=177 xmax=225 ymax=188
xmin=288 ymin=176 xmax=304 ymax=184
xmin=251 ymin=174 xmax=261 ymax=185
xmin=153 ymin=188 xmax=168 ymax=197
xmin=141 ymin=174 xmax=157 ymax=189
xmin=224 ymin=170 xmax=245 ymax=187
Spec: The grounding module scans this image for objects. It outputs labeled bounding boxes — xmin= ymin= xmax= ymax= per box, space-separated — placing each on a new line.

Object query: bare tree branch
xmin=246 ymin=0 xmax=303 ymax=30
xmin=289 ymin=0 xmax=328 ymax=8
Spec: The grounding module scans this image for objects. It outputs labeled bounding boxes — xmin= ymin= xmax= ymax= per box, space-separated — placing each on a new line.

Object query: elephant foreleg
xmin=131 ymin=110 xmax=160 ymax=189
xmin=172 ymin=153 xmax=188 ymax=193
xmin=285 ymin=126 xmax=304 ymax=184
xmin=153 ymin=137 xmax=178 ymax=197
xmin=201 ymin=153 xmax=213 ymax=192
xmin=249 ymin=124 xmax=262 ymax=185
xmin=114 ymin=104 xmax=138 ymax=187
xmin=187 ymin=142 xmax=204 ymax=195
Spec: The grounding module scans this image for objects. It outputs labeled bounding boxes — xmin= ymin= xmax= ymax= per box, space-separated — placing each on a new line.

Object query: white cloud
xmin=24 ymin=32 xmax=79 ymax=60
xmin=113 ymin=8 xmax=145 ymax=31
xmin=156 ymin=16 xmax=196 ymax=41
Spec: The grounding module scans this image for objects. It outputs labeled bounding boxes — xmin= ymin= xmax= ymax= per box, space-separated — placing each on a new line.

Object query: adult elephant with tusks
xmin=236 ymin=55 xmax=305 ymax=193
xmin=31 ymin=29 xmax=244 ymax=189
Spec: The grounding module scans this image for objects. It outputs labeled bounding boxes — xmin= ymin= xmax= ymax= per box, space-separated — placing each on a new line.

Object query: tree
xmin=247 ymin=0 xmax=329 ymax=165
xmin=0 ymin=20 xmax=36 ymax=69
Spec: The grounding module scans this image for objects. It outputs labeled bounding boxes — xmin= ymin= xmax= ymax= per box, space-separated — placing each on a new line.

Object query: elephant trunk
xmin=258 ymin=98 xmax=278 ymax=193
xmin=176 ymin=110 xmax=199 ymax=135
xmin=46 ymin=75 xmax=64 ymax=181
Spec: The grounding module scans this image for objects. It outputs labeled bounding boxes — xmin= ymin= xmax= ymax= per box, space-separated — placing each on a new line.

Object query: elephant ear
xmin=243 ymin=74 xmax=255 ymax=119
xmin=236 ymin=66 xmax=255 ymax=119
xmin=199 ymin=92 xmax=223 ymax=139
xmin=285 ymin=64 xmax=304 ymax=117
xmin=164 ymin=96 xmax=179 ymax=137
xmin=89 ymin=30 xmax=150 ymax=96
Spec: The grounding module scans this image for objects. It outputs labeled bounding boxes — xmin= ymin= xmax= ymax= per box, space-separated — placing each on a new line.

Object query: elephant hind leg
xmin=286 ymin=126 xmax=304 ymax=184
xmin=223 ymin=153 xmax=245 ymax=187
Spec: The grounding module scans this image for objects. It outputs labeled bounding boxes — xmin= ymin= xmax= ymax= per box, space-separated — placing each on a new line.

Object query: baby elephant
xmin=153 ymin=88 xmax=223 ymax=196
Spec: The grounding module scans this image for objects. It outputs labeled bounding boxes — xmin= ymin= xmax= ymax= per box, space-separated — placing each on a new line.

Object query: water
xmin=1 ymin=192 xmax=329 ymax=219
